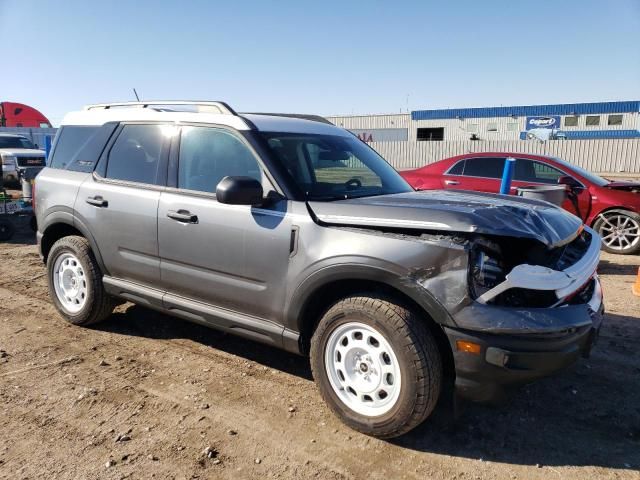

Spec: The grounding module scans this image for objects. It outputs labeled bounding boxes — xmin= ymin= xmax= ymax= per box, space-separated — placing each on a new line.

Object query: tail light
xmin=31 ymin=180 xmax=36 ymax=210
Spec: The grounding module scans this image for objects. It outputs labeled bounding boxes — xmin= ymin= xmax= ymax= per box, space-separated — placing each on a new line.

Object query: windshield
xmin=550 ymin=156 xmax=609 ymax=187
xmin=0 ymin=136 xmax=36 ymax=149
xmin=259 ymin=132 xmax=413 ymax=200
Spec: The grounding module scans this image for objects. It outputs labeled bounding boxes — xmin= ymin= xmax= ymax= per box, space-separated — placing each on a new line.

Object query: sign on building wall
xmin=349 ymin=128 xmax=408 ymax=142
xmin=525 ymin=116 xmax=561 ymax=130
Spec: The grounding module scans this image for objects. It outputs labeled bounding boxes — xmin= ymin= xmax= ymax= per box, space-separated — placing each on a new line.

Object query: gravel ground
xmin=0 ymin=225 xmax=638 ymax=480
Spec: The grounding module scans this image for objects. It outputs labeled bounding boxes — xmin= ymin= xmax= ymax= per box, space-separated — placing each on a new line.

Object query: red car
xmin=400 ymin=152 xmax=640 ymax=255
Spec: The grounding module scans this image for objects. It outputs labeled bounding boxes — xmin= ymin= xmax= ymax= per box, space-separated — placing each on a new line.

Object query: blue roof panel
xmin=412 ymin=101 xmax=640 ymax=120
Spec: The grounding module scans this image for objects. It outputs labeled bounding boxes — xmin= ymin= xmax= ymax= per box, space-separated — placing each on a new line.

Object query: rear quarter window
xmin=50 ymin=124 xmax=118 ymax=172
xmin=49 ymin=126 xmax=100 ymax=169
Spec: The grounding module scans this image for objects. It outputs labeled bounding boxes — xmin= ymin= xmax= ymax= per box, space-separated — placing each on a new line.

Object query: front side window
xmin=178 ymin=127 xmax=262 ymax=194
xmin=515 ymin=159 xmax=565 ymax=184
xmin=106 ymin=124 xmax=166 ymax=185
xmin=462 ymin=158 xmax=505 ymax=179
xmin=259 ymin=132 xmax=412 ymax=200
xmin=0 ymin=135 xmax=35 ymax=149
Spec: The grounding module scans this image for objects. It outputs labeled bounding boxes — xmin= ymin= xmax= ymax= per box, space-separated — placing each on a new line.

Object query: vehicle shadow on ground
xmin=598 ymin=259 xmax=639 ymax=276
xmin=97 ymin=306 xmax=639 ymax=471
xmin=97 ymin=304 xmax=313 ymax=380
xmin=0 ymin=224 xmax=37 ymax=246
xmin=396 ymin=311 xmax=640 ymax=471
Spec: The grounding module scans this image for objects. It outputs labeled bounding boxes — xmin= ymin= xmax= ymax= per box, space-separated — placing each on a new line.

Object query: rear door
xmin=447 ymin=157 xmax=506 ymax=194
xmin=513 ymin=158 xmax=591 ymax=219
xmin=158 ymin=125 xmax=292 ymax=324
xmin=75 ymin=123 xmax=171 ymax=287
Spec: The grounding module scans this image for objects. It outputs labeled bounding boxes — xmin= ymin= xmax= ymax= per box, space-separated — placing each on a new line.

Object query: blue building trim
xmin=412 ymin=101 xmax=640 ymax=121
xmin=519 ymin=129 xmax=640 ymax=140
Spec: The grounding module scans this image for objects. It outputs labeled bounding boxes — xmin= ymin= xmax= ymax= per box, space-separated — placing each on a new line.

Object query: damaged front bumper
xmin=475 ymin=226 xmax=601 ymax=305
xmin=446 ymin=274 xmax=603 ymax=403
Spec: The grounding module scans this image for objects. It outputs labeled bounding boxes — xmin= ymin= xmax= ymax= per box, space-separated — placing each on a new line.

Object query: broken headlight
xmin=469 ymin=247 xmax=506 ymax=299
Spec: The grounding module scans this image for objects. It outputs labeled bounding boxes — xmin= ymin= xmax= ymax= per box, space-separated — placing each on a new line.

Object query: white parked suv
xmin=0 ymin=133 xmax=46 ymax=185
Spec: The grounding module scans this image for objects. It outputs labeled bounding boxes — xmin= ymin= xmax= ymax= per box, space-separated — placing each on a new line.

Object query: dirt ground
xmin=0 ymin=225 xmax=639 ymax=480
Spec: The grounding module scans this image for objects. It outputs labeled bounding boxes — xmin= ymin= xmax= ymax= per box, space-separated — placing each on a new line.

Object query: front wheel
xmin=310 ymin=295 xmax=442 ymax=438
xmin=593 ymin=210 xmax=640 ymax=255
xmin=47 ymin=235 xmax=115 ymax=325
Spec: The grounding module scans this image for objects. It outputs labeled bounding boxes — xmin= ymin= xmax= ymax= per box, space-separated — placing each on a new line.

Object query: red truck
xmin=0 ymin=101 xmax=51 ymax=128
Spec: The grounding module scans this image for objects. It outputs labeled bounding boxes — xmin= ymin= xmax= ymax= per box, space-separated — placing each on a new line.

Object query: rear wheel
xmin=594 ymin=210 xmax=640 ymax=255
xmin=310 ymin=295 xmax=442 ymax=438
xmin=47 ymin=235 xmax=115 ymax=325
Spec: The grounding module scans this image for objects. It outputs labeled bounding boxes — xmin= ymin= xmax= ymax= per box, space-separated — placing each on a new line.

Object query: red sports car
xmin=400 ymin=152 xmax=640 ymax=255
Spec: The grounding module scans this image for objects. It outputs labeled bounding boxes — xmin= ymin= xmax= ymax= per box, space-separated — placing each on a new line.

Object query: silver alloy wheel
xmin=324 ymin=322 xmax=402 ymax=417
xmin=52 ymin=252 xmax=88 ymax=314
xmin=598 ymin=213 xmax=640 ymax=251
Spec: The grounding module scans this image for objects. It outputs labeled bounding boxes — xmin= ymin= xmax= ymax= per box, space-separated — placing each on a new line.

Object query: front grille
xmin=16 ymin=156 xmax=45 ymax=167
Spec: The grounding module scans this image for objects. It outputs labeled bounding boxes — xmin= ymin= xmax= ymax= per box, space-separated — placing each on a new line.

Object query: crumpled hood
xmin=308 ymin=190 xmax=583 ymax=248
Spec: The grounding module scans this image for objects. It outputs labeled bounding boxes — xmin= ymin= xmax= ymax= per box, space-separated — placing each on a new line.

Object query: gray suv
xmin=35 ymin=101 xmax=603 ymax=438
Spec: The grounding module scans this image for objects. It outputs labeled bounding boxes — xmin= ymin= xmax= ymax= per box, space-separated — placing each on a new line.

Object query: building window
xmin=487 ymin=123 xmax=498 ymax=132
xmin=586 ymin=115 xmax=600 ymax=126
xmin=564 ymin=116 xmax=579 ymax=127
xmin=416 ymin=127 xmax=444 ymax=141
xmin=506 ymin=122 xmax=519 ymax=131
xmin=608 ymin=114 xmax=623 ymax=126
xmin=466 ymin=123 xmax=478 ymax=133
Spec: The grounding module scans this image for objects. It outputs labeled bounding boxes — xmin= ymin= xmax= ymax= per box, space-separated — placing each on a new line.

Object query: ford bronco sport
xmin=35 ymin=101 xmax=603 ymax=438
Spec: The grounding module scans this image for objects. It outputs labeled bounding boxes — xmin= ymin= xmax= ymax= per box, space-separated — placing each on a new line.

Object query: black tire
xmin=46 ymin=235 xmax=115 ymax=326
xmin=310 ymin=294 xmax=443 ymax=438
xmin=0 ymin=219 xmax=15 ymax=241
xmin=593 ymin=210 xmax=640 ymax=255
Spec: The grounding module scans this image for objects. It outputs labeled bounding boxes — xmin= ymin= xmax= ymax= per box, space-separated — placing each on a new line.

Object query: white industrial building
xmin=327 ymin=101 xmax=640 ymax=173
xmin=327 ymin=101 xmax=640 ymax=143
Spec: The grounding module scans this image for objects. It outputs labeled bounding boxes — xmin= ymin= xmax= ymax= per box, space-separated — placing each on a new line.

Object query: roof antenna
xmin=133 ymin=88 xmax=140 ymax=101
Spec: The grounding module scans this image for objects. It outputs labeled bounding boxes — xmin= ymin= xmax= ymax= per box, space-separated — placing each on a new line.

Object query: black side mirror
xmin=216 ymin=176 xmax=264 ymax=206
xmin=558 ymin=175 xmax=582 ymax=189
xmin=34 ymin=143 xmax=39 ymax=149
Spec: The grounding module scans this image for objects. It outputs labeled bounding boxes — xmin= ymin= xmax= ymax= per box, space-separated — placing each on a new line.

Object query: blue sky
xmin=2 ymin=0 xmax=639 ymax=125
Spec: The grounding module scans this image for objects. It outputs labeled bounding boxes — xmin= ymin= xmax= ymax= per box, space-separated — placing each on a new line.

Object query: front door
xmin=158 ymin=125 xmax=292 ymax=324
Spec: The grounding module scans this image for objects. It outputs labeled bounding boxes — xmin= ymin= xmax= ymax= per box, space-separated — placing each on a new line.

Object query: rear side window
xmin=462 ymin=158 xmax=505 ymax=179
xmin=106 ymin=125 xmax=166 ymax=185
xmin=49 ymin=126 xmax=99 ymax=169
xmin=447 ymin=160 xmax=465 ymax=175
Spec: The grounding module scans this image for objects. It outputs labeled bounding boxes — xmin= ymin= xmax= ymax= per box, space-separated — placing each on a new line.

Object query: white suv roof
xmin=61 ymin=101 xmax=349 ymax=137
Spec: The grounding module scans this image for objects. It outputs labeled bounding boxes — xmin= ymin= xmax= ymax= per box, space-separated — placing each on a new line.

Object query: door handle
xmin=444 ymin=180 xmax=460 ymax=186
xmin=167 ymin=210 xmax=198 ymax=223
xmin=86 ymin=196 xmax=108 ymax=207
